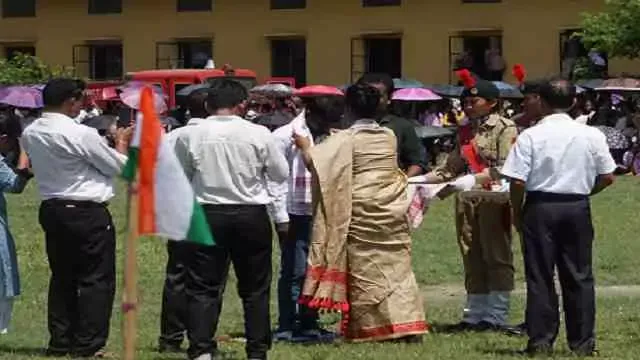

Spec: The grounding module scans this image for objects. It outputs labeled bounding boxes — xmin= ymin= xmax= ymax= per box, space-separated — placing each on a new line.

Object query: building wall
xmin=0 ymin=0 xmax=635 ymax=84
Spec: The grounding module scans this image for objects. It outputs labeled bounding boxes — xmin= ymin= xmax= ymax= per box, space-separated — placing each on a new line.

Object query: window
xmin=2 ymin=0 xmax=35 ymax=18
xmin=449 ymin=32 xmax=504 ymax=82
xmin=271 ymin=38 xmax=306 ymax=87
xmin=156 ymin=39 xmax=213 ymax=69
xmin=351 ymin=36 xmax=402 ymax=82
xmin=362 ymin=0 xmax=400 ymax=7
xmin=88 ymin=0 xmax=122 ymax=14
xmin=73 ymin=43 xmax=123 ymax=80
xmin=271 ymin=0 xmax=305 ymax=9
xmin=560 ymin=30 xmax=607 ymax=79
xmin=177 ymin=0 xmax=211 ymax=12
xmin=4 ymin=45 xmax=35 ymax=59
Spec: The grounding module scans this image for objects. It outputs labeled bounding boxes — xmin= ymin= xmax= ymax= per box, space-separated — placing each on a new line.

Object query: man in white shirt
xmin=501 ymin=79 xmax=616 ymax=357
xmin=21 ymin=79 xmax=131 ymax=357
xmin=158 ymin=88 xmax=210 ymax=354
xmin=172 ymin=79 xmax=288 ymax=360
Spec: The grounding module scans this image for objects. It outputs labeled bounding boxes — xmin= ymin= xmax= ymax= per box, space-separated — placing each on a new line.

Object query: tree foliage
xmin=581 ymin=0 xmax=640 ymax=59
xmin=0 ymin=53 xmax=75 ymax=86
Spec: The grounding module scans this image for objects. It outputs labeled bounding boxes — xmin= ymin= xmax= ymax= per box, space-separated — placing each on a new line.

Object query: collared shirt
xmin=172 ymin=115 xmax=289 ymax=206
xmin=22 ymin=112 xmax=127 ymax=202
xmin=378 ymin=114 xmax=428 ymax=172
xmin=501 ymin=113 xmax=617 ymax=195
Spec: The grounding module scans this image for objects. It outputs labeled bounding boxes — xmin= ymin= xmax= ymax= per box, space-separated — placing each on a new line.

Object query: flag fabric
xmin=122 ymin=87 xmax=214 ymax=246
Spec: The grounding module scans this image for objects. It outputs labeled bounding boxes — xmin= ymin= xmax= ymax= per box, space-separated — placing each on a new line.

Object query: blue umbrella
xmin=393 ymin=78 xmax=424 ymax=89
xmin=425 ymin=84 xmax=463 ymax=98
xmin=492 ymin=81 xmax=523 ymax=99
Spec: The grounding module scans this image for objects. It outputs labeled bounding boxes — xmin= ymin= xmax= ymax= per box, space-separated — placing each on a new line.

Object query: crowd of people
xmin=0 ymin=68 xmax=627 ymax=360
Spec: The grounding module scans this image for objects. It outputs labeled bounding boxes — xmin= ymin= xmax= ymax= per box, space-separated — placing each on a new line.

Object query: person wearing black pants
xmin=185 ymin=205 xmax=272 ymax=360
xmin=158 ymin=87 xmax=212 ymax=354
xmin=501 ymin=79 xmax=616 ymax=357
xmin=21 ymin=78 xmax=131 ymax=357
xmin=171 ymin=79 xmax=288 ymax=360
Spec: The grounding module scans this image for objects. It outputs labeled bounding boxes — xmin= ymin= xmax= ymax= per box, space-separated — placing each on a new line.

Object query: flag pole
xmin=123 ymin=182 xmax=139 ymax=360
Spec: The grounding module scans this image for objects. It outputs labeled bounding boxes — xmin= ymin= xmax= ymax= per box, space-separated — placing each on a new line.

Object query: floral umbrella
xmin=392 ymin=88 xmax=442 ymax=101
xmin=0 ymin=86 xmax=43 ymax=108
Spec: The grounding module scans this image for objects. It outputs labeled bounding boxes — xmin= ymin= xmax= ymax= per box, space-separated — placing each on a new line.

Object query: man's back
xmin=508 ymin=113 xmax=614 ymax=195
xmin=173 ymin=115 xmax=288 ymax=205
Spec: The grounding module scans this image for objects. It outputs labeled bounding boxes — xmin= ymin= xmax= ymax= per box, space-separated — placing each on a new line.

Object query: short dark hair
xmin=538 ymin=78 xmax=576 ymax=110
xmin=186 ymin=88 xmax=210 ymax=118
xmin=356 ymin=73 xmax=395 ymax=97
xmin=206 ymin=79 xmax=248 ymax=111
xmin=346 ymin=84 xmax=381 ymax=119
xmin=303 ymin=96 xmax=345 ymax=125
xmin=0 ymin=113 xmax=22 ymax=139
xmin=43 ymin=78 xmax=86 ymax=107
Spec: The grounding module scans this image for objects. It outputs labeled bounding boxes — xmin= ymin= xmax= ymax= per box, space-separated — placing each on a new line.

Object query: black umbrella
xmin=255 ymin=111 xmax=293 ymax=131
xmin=82 ymin=115 xmax=116 ymax=131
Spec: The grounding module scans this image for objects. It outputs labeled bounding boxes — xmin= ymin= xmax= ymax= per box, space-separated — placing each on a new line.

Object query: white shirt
xmin=22 ymin=112 xmax=128 ymax=202
xmin=501 ymin=113 xmax=616 ymax=195
xmin=172 ymin=115 xmax=289 ymax=206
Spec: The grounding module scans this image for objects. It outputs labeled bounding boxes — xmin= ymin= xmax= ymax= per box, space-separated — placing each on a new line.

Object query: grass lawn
xmin=0 ymin=177 xmax=639 ymax=359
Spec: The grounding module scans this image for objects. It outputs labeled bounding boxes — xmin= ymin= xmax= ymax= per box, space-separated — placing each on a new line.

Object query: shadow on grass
xmin=0 ymin=344 xmax=47 ymax=356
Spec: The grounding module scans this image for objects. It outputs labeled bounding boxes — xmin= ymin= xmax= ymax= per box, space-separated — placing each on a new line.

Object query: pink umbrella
xmin=295 ymin=85 xmax=344 ymax=97
xmin=119 ymin=88 xmax=167 ymax=113
xmin=392 ymin=88 xmax=442 ymax=101
xmin=0 ymin=86 xmax=43 ymax=108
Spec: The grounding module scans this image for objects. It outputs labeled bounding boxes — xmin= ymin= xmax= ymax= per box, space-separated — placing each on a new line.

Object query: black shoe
xmin=476 ymin=321 xmax=526 ymax=336
xmin=437 ymin=321 xmax=479 ymax=333
xmin=158 ymin=342 xmax=183 ymax=353
xmin=517 ymin=345 xmax=553 ymax=357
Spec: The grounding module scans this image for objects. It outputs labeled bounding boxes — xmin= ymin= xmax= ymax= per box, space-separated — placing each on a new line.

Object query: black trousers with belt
xmin=185 ymin=204 xmax=272 ymax=360
xmin=39 ymin=199 xmax=116 ymax=356
xmin=159 ymin=241 xmax=190 ymax=349
xmin=522 ymin=192 xmax=596 ymax=354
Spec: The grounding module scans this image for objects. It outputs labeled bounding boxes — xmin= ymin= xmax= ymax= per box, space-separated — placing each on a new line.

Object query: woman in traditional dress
xmin=295 ymin=84 xmax=428 ymax=342
xmin=0 ymin=113 xmax=32 ymax=333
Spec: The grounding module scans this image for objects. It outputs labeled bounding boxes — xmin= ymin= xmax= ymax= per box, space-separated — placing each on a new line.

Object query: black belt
xmin=42 ymin=199 xmax=108 ymax=208
xmin=526 ymin=191 xmax=588 ymax=203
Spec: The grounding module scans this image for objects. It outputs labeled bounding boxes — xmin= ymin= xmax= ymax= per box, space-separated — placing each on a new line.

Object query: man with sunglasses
xmin=22 ymin=78 xmax=132 ymax=358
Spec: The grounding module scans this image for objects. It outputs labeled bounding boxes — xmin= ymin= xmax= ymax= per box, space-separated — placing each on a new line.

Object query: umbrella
xmin=392 ymin=88 xmax=442 ymax=101
xmin=393 ymin=78 xmax=424 ymax=89
xmin=576 ymin=85 xmax=586 ymax=94
xmin=31 ymin=84 xmax=46 ymax=91
xmin=255 ymin=111 xmax=293 ymax=131
xmin=119 ymin=88 xmax=167 ymax=113
xmin=426 ymin=84 xmax=463 ymax=98
xmin=492 ymin=81 xmax=523 ymax=99
xmin=86 ymin=86 xmax=119 ymax=101
xmin=0 ymin=86 xmax=43 ymax=108
xmin=594 ymin=78 xmax=640 ymax=92
xmin=295 ymin=85 xmax=344 ymax=97
xmin=415 ymin=126 xmax=455 ymax=139
xmin=176 ymin=83 xmax=210 ymax=97
xmin=576 ymin=79 xmax=604 ymax=90
xmin=250 ymin=83 xmax=294 ymax=96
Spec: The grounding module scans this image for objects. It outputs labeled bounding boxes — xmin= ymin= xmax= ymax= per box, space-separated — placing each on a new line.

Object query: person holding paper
xmin=422 ymin=71 xmax=520 ymax=335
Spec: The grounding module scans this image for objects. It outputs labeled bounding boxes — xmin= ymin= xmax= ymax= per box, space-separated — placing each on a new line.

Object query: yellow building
xmin=0 ymin=0 xmax=635 ymax=86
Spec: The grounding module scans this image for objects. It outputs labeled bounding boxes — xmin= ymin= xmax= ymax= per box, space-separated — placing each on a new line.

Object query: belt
xmin=526 ymin=191 xmax=588 ymax=203
xmin=42 ymin=199 xmax=108 ymax=208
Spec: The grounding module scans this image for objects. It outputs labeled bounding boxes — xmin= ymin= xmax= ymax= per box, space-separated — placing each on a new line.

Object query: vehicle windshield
xmin=206 ymin=76 xmax=257 ymax=90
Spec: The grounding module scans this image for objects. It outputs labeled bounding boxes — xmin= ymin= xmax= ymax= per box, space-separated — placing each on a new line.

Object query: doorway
xmin=365 ymin=38 xmax=402 ymax=78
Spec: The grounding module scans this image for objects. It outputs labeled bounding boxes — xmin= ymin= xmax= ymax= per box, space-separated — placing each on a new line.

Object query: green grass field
xmin=0 ymin=177 xmax=639 ymax=359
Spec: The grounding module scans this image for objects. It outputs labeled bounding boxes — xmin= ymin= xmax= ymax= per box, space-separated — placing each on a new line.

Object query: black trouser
xmin=39 ymin=199 xmax=116 ymax=356
xmin=522 ymin=192 xmax=595 ymax=354
xmin=186 ymin=204 xmax=272 ymax=360
xmin=159 ymin=242 xmax=190 ymax=348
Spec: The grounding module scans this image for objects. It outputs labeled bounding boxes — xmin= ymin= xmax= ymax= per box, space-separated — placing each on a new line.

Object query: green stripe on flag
xmin=121 ymin=147 xmax=139 ymax=182
xmin=187 ymin=201 xmax=215 ymax=246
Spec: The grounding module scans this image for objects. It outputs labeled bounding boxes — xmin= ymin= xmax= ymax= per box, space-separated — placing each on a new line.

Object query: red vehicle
xmin=127 ymin=66 xmax=258 ymax=108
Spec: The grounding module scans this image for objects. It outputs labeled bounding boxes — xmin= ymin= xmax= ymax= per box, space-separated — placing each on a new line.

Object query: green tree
xmin=581 ymin=0 xmax=640 ymax=58
xmin=0 ymin=53 xmax=75 ymax=85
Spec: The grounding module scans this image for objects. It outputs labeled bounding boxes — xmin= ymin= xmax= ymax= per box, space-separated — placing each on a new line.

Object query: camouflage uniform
xmin=432 ymin=113 xmax=518 ymax=326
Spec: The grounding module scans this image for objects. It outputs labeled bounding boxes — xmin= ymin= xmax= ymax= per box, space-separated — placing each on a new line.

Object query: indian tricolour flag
xmin=121 ymin=87 xmax=214 ymax=246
